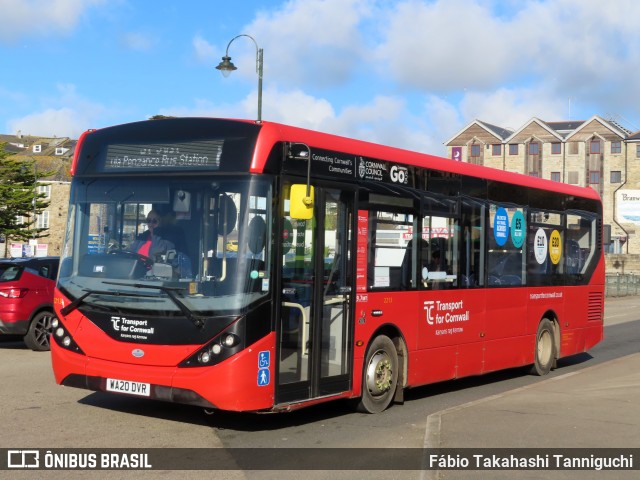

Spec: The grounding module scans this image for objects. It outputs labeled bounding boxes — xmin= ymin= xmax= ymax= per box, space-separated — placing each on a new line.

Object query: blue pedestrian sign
xmin=258 ymin=368 xmax=270 ymax=386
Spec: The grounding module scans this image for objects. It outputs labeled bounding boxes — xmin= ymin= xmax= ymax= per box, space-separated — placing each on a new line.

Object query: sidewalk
xmin=424 ymin=353 xmax=640 ymax=479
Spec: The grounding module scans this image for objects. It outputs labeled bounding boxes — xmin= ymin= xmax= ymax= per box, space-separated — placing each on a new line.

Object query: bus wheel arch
xmin=356 ymin=326 xmax=406 ymax=414
xmin=531 ymin=315 xmax=558 ymax=376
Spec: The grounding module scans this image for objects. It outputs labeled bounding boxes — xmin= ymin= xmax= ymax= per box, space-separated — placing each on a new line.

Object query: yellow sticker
xmin=549 ymin=230 xmax=562 ymax=265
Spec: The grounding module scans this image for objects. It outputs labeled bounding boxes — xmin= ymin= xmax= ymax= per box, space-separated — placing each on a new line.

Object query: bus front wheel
xmin=357 ymin=335 xmax=398 ymax=414
xmin=531 ymin=319 xmax=556 ymax=376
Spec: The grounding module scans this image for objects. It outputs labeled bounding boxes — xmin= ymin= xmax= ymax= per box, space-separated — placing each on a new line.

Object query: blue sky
xmin=1 ymin=0 xmax=640 ymax=155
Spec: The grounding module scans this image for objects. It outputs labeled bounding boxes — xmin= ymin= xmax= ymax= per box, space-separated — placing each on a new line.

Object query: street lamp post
xmin=216 ymin=34 xmax=263 ymax=123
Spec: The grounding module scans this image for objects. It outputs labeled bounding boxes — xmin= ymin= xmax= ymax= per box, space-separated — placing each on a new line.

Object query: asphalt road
xmin=0 ymin=296 xmax=638 ymax=479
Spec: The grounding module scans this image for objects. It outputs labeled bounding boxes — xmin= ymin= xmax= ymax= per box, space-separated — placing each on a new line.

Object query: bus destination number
xmin=106 ymin=378 xmax=150 ymax=397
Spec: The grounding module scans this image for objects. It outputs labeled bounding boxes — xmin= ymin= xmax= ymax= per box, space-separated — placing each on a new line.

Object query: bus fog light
xmin=55 ymin=327 xmax=65 ymax=338
xmin=199 ymin=351 xmax=212 ymax=364
xmin=211 ymin=344 xmax=222 ymax=355
xmin=51 ymin=318 xmax=59 ymax=328
xmin=62 ymin=336 xmax=72 ymax=347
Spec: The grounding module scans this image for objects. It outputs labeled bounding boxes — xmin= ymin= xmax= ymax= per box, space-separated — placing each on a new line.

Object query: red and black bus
xmin=51 ymin=118 xmax=604 ymax=414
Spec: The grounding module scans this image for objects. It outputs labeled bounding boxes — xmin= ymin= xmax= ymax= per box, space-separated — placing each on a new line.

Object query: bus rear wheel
xmin=357 ymin=335 xmax=398 ymax=414
xmin=531 ymin=319 xmax=556 ymax=376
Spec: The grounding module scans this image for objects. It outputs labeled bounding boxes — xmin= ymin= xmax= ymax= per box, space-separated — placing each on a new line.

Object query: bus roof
xmin=253 ymin=120 xmax=601 ymax=202
xmin=75 ymin=117 xmax=600 ymax=202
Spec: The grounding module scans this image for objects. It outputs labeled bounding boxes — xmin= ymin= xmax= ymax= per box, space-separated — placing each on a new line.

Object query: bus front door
xmin=277 ymin=187 xmax=353 ymax=405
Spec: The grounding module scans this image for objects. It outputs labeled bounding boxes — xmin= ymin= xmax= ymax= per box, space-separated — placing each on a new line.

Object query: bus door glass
xmin=278 ymin=184 xmax=353 ymax=404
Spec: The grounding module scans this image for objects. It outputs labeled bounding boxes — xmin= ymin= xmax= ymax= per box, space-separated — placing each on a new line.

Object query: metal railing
xmin=605 ymin=274 xmax=640 ymax=297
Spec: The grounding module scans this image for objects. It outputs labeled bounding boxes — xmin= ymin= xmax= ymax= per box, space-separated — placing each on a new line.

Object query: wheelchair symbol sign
xmin=258 ymin=351 xmax=270 ymax=368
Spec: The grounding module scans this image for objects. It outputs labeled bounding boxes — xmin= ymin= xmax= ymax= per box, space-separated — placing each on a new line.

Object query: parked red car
xmin=0 ymin=257 xmax=59 ymax=351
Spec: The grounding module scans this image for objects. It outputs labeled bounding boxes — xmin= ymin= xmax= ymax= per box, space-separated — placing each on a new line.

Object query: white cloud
xmin=0 ymin=0 xmax=107 ymax=43
xmin=7 ymin=84 xmax=107 ymax=138
xmin=373 ymin=0 xmax=640 ymax=128
xmin=375 ymin=0 xmax=522 ymax=92
xmin=120 ymin=32 xmax=155 ymax=52
xmin=459 ymin=87 xmax=569 ymax=129
xmin=233 ymin=0 xmax=372 ymax=88
xmin=192 ymin=35 xmax=217 ymax=64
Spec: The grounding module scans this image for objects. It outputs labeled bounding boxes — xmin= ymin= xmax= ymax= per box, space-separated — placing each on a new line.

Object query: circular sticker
xmin=534 ymin=228 xmax=548 ymax=264
xmin=493 ymin=207 xmax=509 ymax=247
xmin=549 ymin=230 xmax=562 ymax=265
xmin=511 ymin=211 xmax=525 ymax=249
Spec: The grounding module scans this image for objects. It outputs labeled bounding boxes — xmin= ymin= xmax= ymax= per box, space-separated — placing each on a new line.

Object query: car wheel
xmin=24 ymin=311 xmax=55 ymax=351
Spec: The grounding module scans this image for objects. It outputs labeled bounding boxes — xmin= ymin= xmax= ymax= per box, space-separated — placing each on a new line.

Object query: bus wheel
xmin=531 ymin=319 xmax=556 ymax=376
xmin=357 ymin=335 xmax=398 ymax=414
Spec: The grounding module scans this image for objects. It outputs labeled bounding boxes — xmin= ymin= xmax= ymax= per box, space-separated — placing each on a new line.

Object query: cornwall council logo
xmin=358 ymin=157 xmax=366 ymax=178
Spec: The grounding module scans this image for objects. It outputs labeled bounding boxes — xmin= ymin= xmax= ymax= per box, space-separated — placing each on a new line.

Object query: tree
xmin=0 ymin=143 xmax=52 ymax=257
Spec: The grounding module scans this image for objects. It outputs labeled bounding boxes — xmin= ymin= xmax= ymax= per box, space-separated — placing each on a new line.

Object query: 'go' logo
xmin=390 ymin=165 xmax=408 ymax=184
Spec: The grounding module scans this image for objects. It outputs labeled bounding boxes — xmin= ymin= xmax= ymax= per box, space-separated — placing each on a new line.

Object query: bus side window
xmin=368 ymin=210 xmax=414 ymax=291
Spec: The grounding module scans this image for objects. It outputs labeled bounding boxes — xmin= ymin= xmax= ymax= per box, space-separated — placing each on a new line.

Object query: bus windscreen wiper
xmin=60 ymin=287 xmax=167 ymax=316
xmin=103 ymin=281 xmax=205 ymax=328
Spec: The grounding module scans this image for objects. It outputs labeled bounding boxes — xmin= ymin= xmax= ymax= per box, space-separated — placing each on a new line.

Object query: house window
xmin=32 ymin=144 xmax=42 ymax=153
xmin=470 ymin=144 xmax=481 ymax=158
xmin=492 ymin=144 xmax=501 ymax=156
xmin=551 ymin=143 xmax=561 ymax=155
xmin=589 ymin=171 xmax=600 ymax=185
xmin=36 ymin=211 xmax=50 ymax=229
xmin=37 ymin=184 xmax=51 ymax=199
xmin=611 ymin=171 xmax=622 ymax=183
xmin=636 ymin=145 xmax=640 ymax=158
xmin=611 ymin=141 xmax=621 ymax=154
xmin=550 ymin=172 xmax=561 ymax=182
xmin=568 ymin=171 xmax=579 ymax=184
xmin=528 ymin=142 xmax=539 ymax=155
xmin=509 ymin=144 xmax=518 ymax=155
xmin=590 ymin=139 xmax=601 ymax=154
xmin=568 ymin=142 xmax=579 ymax=155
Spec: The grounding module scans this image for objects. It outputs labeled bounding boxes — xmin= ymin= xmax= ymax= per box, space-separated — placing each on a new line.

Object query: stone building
xmin=445 ymin=115 xmax=640 ymax=273
xmin=0 ymin=133 xmax=74 ymax=257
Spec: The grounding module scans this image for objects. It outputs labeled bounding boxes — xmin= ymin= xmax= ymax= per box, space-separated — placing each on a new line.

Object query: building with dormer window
xmin=446 ymin=115 xmax=640 ymax=272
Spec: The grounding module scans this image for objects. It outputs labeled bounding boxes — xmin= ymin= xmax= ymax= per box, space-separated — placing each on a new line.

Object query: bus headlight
xmin=179 ymin=317 xmax=244 ymax=368
xmin=51 ymin=319 xmax=85 ymax=355
xmin=199 ymin=351 xmax=212 ymax=364
xmin=221 ymin=333 xmax=239 ymax=348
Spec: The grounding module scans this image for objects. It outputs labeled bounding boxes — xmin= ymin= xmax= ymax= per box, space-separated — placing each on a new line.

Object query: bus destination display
xmin=104 ymin=140 xmax=223 ymax=171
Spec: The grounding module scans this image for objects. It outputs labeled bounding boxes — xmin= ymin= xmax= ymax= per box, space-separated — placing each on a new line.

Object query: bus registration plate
xmin=106 ymin=378 xmax=150 ymax=397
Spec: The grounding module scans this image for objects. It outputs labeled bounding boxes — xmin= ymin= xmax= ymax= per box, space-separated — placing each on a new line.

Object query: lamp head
xmin=216 ymin=56 xmax=237 ymax=78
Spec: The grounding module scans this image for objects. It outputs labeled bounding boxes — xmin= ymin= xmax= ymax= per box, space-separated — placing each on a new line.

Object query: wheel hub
xmin=366 ymin=351 xmax=393 ymax=396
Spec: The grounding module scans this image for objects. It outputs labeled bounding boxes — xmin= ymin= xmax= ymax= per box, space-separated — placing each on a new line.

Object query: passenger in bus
xmin=154 ymin=210 xmax=188 ymax=253
xmin=429 ymin=250 xmax=447 ymax=272
xmin=130 ymin=209 xmax=175 ymax=260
